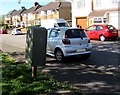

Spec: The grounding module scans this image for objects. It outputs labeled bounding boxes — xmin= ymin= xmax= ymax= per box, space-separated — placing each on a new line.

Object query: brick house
xmin=35 ymin=1 xmax=71 ymax=25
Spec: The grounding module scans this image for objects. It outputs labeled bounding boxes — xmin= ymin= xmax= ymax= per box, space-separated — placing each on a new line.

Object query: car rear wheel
xmin=99 ymin=35 xmax=106 ymax=41
xmin=81 ymin=53 xmax=91 ymax=60
xmin=55 ymin=49 xmax=64 ymax=62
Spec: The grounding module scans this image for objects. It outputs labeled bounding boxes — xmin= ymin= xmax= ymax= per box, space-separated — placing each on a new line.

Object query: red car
xmin=85 ymin=24 xmax=118 ymax=41
xmin=0 ymin=28 xmax=8 ymax=34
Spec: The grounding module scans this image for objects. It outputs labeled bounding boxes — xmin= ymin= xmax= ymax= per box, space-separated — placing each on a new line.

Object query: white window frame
xmin=77 ymin=0 xmax=85 ymax=8
xmin=95 ymin=0 xmax=101 ymax=7
xmin=47 ymin=10 xmax=52 ymax=15
xmin=93 ymin=17 xmax=103 ymax=23
xmin=41 ymin=11 xmax=47 ymax=16
xmin=112 ymin=0 xmax=120 ymax=4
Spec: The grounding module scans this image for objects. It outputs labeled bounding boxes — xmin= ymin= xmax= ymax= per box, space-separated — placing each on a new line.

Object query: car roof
xmin=92 ymin=24 xmax=113 ymax=26
xmin=48 ymin=27 xmax=84 ymax=31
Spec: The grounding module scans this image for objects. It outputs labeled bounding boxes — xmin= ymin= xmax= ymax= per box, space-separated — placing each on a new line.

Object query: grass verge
xmin=0 ymin=51 xmax=83 ymax=95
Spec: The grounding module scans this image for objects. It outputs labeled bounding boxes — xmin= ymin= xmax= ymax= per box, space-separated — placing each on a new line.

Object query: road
xmin=0 ymin=34 xmax=120 ymax=94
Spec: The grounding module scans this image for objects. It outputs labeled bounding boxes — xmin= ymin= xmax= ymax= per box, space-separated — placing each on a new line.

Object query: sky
xmin=0 ymin=0 xmax=52 ymax=15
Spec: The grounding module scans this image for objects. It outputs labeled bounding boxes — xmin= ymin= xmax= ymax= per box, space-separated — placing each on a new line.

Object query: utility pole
xmin=91 ymin=0 xmax=94 ymax=11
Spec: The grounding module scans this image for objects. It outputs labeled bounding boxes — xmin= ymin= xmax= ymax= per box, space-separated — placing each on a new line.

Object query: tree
xmin=0 ymin=15 xmax=4 ymax=24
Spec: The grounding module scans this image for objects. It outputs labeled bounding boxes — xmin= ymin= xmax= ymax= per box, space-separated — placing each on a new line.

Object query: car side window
xmin=49 ymin=29 xmax=60 ymax=38
xmin=87 ymin=26 xmax=96 ymax=30
xmin=47 ymin=29 xmax=51 ymax=38
xmin=96 ymin=26 xmax=103 ymax=30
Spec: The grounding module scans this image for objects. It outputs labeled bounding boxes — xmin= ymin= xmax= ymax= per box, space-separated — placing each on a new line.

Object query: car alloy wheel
xmin=55 ymin=49 xmax=64 ymax=62
xmin=100 ymin=35 xmax=105 ymax=41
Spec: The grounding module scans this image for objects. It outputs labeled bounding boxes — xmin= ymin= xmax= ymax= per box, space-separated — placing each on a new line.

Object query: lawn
xmin=0 ymin=51 xmax=82 ymax=95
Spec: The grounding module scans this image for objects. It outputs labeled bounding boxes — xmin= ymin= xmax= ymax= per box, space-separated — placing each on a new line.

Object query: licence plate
xmin=77 ymin=49 xmax=86 ymax=52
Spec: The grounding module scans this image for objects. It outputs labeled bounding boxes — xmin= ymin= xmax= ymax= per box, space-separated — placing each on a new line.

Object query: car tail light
xmin=62 ymin=39 xmax=71 ymax=45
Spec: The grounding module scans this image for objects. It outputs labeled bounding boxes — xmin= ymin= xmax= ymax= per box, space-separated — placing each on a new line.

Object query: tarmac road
xmin=0 ymin=34 xmax=120 ymax=94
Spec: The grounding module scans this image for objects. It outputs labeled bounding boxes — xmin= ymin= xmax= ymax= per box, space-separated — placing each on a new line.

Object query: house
xmin=21 ymin=2 xmax=42 ymax=26
xmin=11 ymin=7 xmax=26 ymax=27
xmin=20 ymin=9 xmax=28 ymax=27
xmin=4 ymin=1 xmax=71 ymax=27
xmin=71 ymin=0 xmax=92 ymax=28
xmin=72 ymin=0 xmax=120 ymax=29
xmin=35 ymin=1 xmax=71 ymax=24
xmin=88 ymin=0 xmax=120 ymax=29
xmin=4 ymin=10 xmax=17 ymax=25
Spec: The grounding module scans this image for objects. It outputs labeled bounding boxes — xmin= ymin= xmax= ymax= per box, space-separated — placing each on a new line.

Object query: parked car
xmin=0 ymin=28 xmax=7 ymax=34
xmin=47 ymin=27 xmax=92 ymax=62
xmin=41 ymin=18 xmax=70 ymax=29
xmin=11 ymin=28 xmax=22 ymax=35
xmin=85 ymin=24 xmax=118 ymax=41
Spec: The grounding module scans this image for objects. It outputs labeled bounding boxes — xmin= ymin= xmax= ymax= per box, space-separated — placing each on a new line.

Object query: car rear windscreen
xmin=16 ymin=29 xmax=21 ymax=31
xmin=65 ymin=29 xmax=87 ymax=38
xmin=107 ymin=25 xmax=116 ymax=29
xmin=57 ymin=23 xmax=69 ymax=27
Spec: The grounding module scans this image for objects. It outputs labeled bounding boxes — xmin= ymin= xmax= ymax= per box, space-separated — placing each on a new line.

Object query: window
xmin=96 ymin=0 xmax=101 ymax=7
xmin=96 ymin=26 xmax=103 ymax=30
xmin=49 ymin=29 xmax=60 ymax=38
xmin=77 ymin=0 xmax=85 ymax=8
xmin=52 ymin=10 xmax=58 ymax=14
xmin=112 ymin=0 xmax=120 ymax=4
xmin=94 ymin=17 xmax=102 ymax=23
xmin=57 ymin=23 xmax=69 ymax=27
xmin=103 ymin=18 xmax=107 ymax=23
xmin=65 ymin=29 xmax=87 ymax=38
xmin=47 ymin=10 xmax=52 ymax=15
xmin=107 ymin=25 xmax=115 ymax=29
xmin=87 ymin=26 xmax=96 ymax=31
xmin=41 ymin=11 xmax=46 ymax=16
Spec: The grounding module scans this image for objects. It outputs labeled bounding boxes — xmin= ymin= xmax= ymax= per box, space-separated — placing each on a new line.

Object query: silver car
xmin=47 ymin=27 xmax=92 ymax=62
xmin=11 ymin=28 xmax=22 ymax=35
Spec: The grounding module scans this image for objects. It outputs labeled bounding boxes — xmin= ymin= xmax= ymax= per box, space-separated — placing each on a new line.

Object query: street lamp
xmin=18 ymin=0 xmax=21 ymax=4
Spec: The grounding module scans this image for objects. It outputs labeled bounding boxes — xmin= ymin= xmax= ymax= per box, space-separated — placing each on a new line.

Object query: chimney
xmin=21 ymin=6 xmax=25 ymax=10
xmin=34 ymin=2 xmax=39 ymax=7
